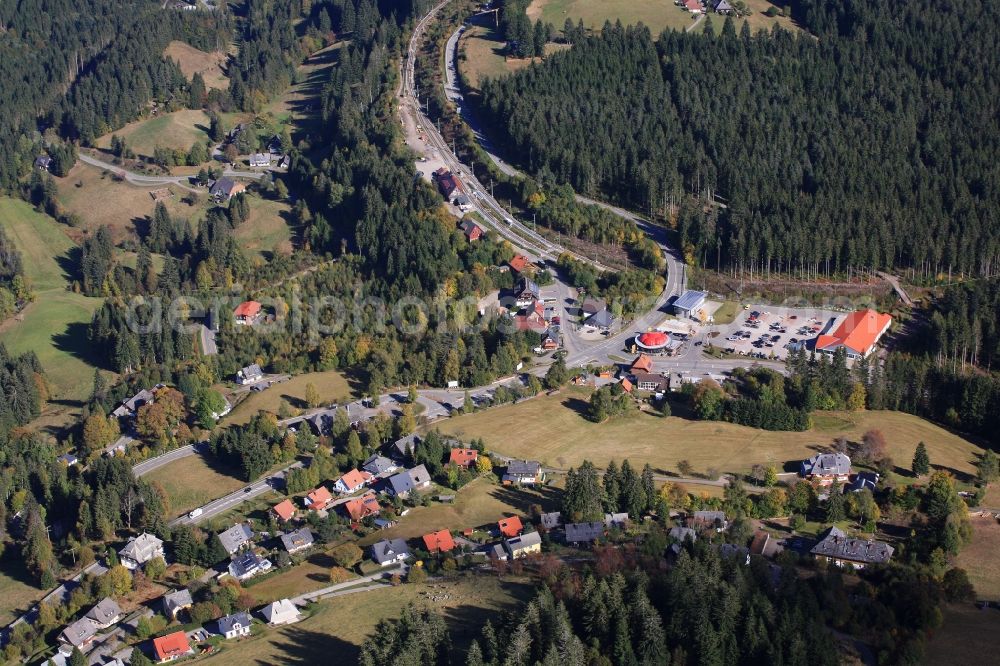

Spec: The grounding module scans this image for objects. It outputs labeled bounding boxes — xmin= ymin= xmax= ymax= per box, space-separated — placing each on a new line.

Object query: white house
xmin=119 ymin=533 xmax=164 ymax=570
xmin=216 ymin=611 xmax=253 ymax=640
xmin=260 ymin=599 xmax=301 ymax=626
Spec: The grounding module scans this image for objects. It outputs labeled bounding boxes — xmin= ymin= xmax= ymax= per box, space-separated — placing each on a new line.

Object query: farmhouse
xmin=811 ymin=526 xmax=894 ymax=569
xmin=216 ymin=611 xmax=253 ymax=640
xmin=304 ymin=486 xmax=334 ymax=511
xmin=280 ymin=527 xmax=314 ymax=554
xmin=217 ymin=523 xmax=254 ymax=554
xmin=460 ymin=219 xmax=483 ymax=241
xmin=260 ymin=599 xmax=301 ymax=625
xmin=371 ymin=538 xmax=411 ymax=566
xmin=271 ymin=499 xmax=296 ymax=523
xmin=448 ymin=448 xmax=478 ymax=467
xmin=210 ymin=177 xmax=246 ymax=202
xmin=228 ymin=551 xmax=273 ymax=581
xmin=248 ymin=152 xmax=271 ymax=167
xmin=236 ymin=363 xmax=264 ymax=384
xmin=505 ymin=531 xmax=542 ymax=559
xmin=334 ymin=468 xmax=372 ymax=494
xmin=814 ymin=309 xmax=892 ymax=359
xmin=162 ymin=588 xmax=193 ymax=620
xmin=498 ymin=515 xmax=524 ymax=538
xmin=673 ymin=290 xmax=707 ymax=318
xmin=152 ymin=631 xmax=193 ymax=663
xmin=800 ymin=453 xmax=852 ymax=485
xmin=233 ymin=301 xmax=263 ymax=325
xmin=119 ymin=532 xmax=164 ymax=569
xmin=715 ymin=0 xmax=733 ymax=12
xmin=422 ymin=529 xmax=456 ymax=554
xmin=502 ymin=460 xmax=543 ymax=485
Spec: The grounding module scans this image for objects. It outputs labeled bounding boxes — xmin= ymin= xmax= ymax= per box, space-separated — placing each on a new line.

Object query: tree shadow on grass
xmin=488 ymin=483 xmax=562 ymax=516
xmin=55 ymin=245 xmax=82 ymax=285
xmin=52 ymin=321 xmax=100 ymax=367
xmin=253 ymin=627 xmax=358 ymax=666
xmin=561 ymin=397 xmax=590 ymax=419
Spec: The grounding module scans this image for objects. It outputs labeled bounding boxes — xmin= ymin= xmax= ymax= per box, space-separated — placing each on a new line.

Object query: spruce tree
xmin=912 ymin=441 xmax=930 ymax=476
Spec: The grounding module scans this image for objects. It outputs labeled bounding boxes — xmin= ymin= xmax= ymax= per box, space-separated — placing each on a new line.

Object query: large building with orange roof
xmin=498 ymin=515 xmax=523 ymax=538
xmin=271 ymin=499 xmax=296 ymax=522
xmin=448 ymin=448 xmax=478 ymax=468
xmin=152 ymin=630 xmax=193 ymax=663
xmin=341 ymin=492 xmax=380 ymax=522
xmin=422 ymin=529 xmax=456 ymax=554
xmin=815 ymin=309 xmax=892 ymax=359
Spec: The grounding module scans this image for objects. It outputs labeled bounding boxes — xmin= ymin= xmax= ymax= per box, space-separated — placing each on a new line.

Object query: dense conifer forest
xmin=479 ymin=0 xmax=1000 ymax=278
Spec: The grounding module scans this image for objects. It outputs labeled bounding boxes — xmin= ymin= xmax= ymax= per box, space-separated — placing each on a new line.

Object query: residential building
xmin=604 ymin=513 xmax=629 ymax=529
xmin=633 ymin=372 xmax=669 ymax=392
xmin=454 ymin=194 xmax=473 ymax=211
xmin=119 ymin=533 xmax=164 ymax=570
xmin=236 ymin=363 xmax=264 ymax=385
xmin=683 ymin=0 xmax=702 ymax=14
xmin=586 ymin=308 xmax=614 ymax=330
xmin=260 ymin=599 xmax=301 ymax=625
xmin=162 ymin=589 xmax=193 ymax=620
xmin=152 ymin=631 xmax=193 ymax=663
xmin=814 ymin=309 xmax=892 ymax=359
xmin=248 ymin=152 xmax=271 ymax=167
xmin=460 ymin=220 xmax=483 ymax=241
xmin=373 ymin=517 xmax=397 ymax=530
xmin=341 ymin=491 xmax=381 ymax=522
xmin=391 ymin=434 xmax=421 ymax=461
xmin=565 ymin=521 xmax=604 ymax=545
xmin=209 ymin=177 xmax=246 ymax=202
xmin=715 ymin=0 xmax=733 ymax=12
xmin=508 ymin=254 xmax=529 ymax=274
xmin=514 ymin=308 xmax=548 ymax=334
xmin=669 ymin=526 xmax=697 ymax=546
xmin=217 ymin=523 xmax=254 ymax=555
xmin=505 ymin=531 xmax=542 ymax=559
xmin=810 ymin=526 xmax=894 ymax=569
xmin=539 ymin=512 xmax=562 ymax=530
xmin=216 ymin=611 xmax=252 ymax=640
xmin=422 ymin=529 xmax=456 ymax=554
xmin=498 ymin=515 xmax=523 ymax=538
xmin=85 ymin=598 xmax=122 ymax=629
xmin=233 ymin=301 xmax=262 ymax=325
xmin=488 ymin=542 xmax=509 ymax=561
xmin=619 ymin=377 xmax=634 ymax=394
xmin=385 ymin=465 xmax=432 ymax=498
xmin=513 ymin=277 xmax=540 ymax=307
xmin=363 ymin=454 xmax=398 ymax=477
xmin=371 ymin=538 xmax=411 ymax=566
xmin=228 ymin=551 xmax=273 ymax=581
xmin=304 ymin=486 xmax=334 ymax=511
xmin=57 ymin=453 xmax=79 ymax=466
xmin=59 ymin=618 xmax=98 ymax=652
xmin=35 ymin=155 xmax=52 ymax=171
xmin=673 ymin=290 xmax=707 ymax=318
xmin=847 ymin=471 xmax=879 ymax=493
xmin=334 ymin=469 xmax=372 ymax=494
xmin=689 ymin=510 xmax=728 ymax=531
xmin=630 ymin=354 xmax=653 ymax=374
xmin=800 ymin=453 xmax=852 ymax=485
xmin=502 ymin=460 xmax=543 ymax=485
xmin=110 ymin=387 xmax=159 ymax=420
xmin=449 ymin=448 xmax=478 ymax=468
xmin=271 ymin=499 xmax=296 ymax=523
xmin=434 ymin=168 xmax=460 ymax=200
xmin=581 ymin=296 xmax=606 ymax=317
xmin=280 ymin=527 xmax=314 ymax=554
xmin=719 ymin=543 xmax=750 ymax=565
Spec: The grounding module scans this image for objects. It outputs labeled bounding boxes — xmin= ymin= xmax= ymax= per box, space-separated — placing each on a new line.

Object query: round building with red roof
xmin=635 ymin=331 xmax=670 ymax=351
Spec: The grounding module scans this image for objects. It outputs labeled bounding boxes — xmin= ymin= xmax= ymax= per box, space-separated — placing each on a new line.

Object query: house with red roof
xmin=152 ymin=631 xmax=193 ymax=663
xmin=684 ymin=0 xmax=702 ymax=13
xmin=233 ymin=300 xmax=262 ymax=325
xmin=333 ymin=469 xmax=372 ymax=494
xmin=303 ymin=486 xmax=333 ymax=511
xmin=630 ymin=354 xmax=652 ymax=374
xmin=449 ymin=448 xmax=479 ymax=468
xmin=341 ymin=491 xmax=380 ymax=522
xmin=271 ymin=499 xmax=296 ymax=522
xmin=619 ymin=377 xmax=634 ymax=394
xmin=460 ymin=220 xmax=483 ymax=241
xmin=498 ymin=515 xmax=523 ymax=538
xmin=814 ymin=309 xmax=892 ymax=359
xmin=422 ymin=529 xmax=456 ymax=554
xmin=508 ymin=254 xmax=529 ymax=274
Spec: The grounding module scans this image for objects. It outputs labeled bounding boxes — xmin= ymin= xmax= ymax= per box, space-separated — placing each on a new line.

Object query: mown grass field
xmin=234 ymin=197 xmax=294 ymax=260
xmin=0 ymin=554 xmax=45 ymax=626
xmin=0 ymin=198 xmax=104 ymax=403
xmin=434 ymin=387 xmax=984 ymax=478
xmin=202 ymin=576 xmax=533 ymax=665
xmin=164 ymin=40 xmax=231 ymax=90
xmin=247 ymin=549 xmax=356 ymax=605
xmin=955 ymin=515 xmax=1000 ymax=602
xmin=224 ymin=371 xmax=355 ymax=426
xmin=264 ymin=42 xmax=343 ymax=126
xmin=95 ymin=110 xmax=211 ymax=159
xmin=458 ymin=24 xmax=568 ymax=91
xmin=142 ymin=455 xmax=247 ymax=519
xmin=924 ymin=603 xmax=1000 ymax=665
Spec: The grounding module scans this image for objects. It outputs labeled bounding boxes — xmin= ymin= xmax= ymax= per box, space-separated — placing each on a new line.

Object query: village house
xmin=371 ymin=538 xmax=411 ymax=566
xmin=110 ymin=386 xmax=161 ymax=421
xmin=152 ymin=631 xmax=193 ymax=663
xmin=814 ymin=309 xmax=892 ymax=359
xmin=449 ymin=448 xmax=479 ymax=468
xmin=512 ymin=277 xmax=540 ymax=307
xmin=539 ymin=512 xmax=562 ymax=531
xmin=216 ymin=611 xmax=253 ymax=640
xmin=847 ymin=471 xmax=879 ymax=493
xmin=810 ymin=526 xmax=894 ymax=569
xmin=619 ymin=377 xmax=634 ymax=394
xmin=85 ymin=598 xmax=122 ymax=629
xmin=433 ymin=168 xmax=460 ymax=201
xmin=304 ymin=486 xmax=334 ymax=511
xmin=800 ymin=453 xmax=852 ymax=485
xmin=422 ymin=529 xmax=456 ymax=554
xmin=502 ymin=460 xmax=544 ymax=485
xmin=363 ymin=454 xmax=399 ymax=477
xmin=280 ymin=527 xmax=314 ymax=555
xmin=334 ymin=468 xmax=373 ymax=494
xmin=689 ymin=510 xmax=728 ymax=532
xmin=460 ymin=219 xmax=483 ymax=241
xmin=508 ymin=254 xmax=529 ymax=274
xmin=668 ymin=526 xmax=697 ymax=559
xmin=454 ymin=193 xmax=473 ymax=211
xmin=233 ymin=300 xmax=263 ymax=326
xmin=162 ymin=588 xmax=193 ymax=620
xmin=341 ymin=491 xmax=381 ymax=522
xmin=391 ymin=434 xmax=421 ymax=461
xmin=630 ymin=354 xmax=653 ymax=374
xmin=248 ymin=152 xmax=271 ymax=168
xmin=385 ymin=465 xmax=432 ymax=498
xmin=57 ymin=453 xmax=79 ymax=466
xmin=541 ymin=329 xmax=560 ymax=350
xmin=217 ymin=523 xmax=254 ymax=555
xmin=585 ymin=307 xmax=614 ymax=331
xmin=260 ymin=599 xmax=301 ymax=626
xmin=271 ymin=499 xmax=296 ymax=523
xmin=498 ymin=515 xmax=524 ymax=538
xmin=633 ymin=372 xmax=669 ymax=392
xmin=604 ymin=513 xmax=629 ymax=529
xmin=228 ymin=551 xmax=273 ymax=581
xmin=119 ymin=533 xmax=164 ymax=570
xmin=209 ymin=177 xmax=246 ymax=202
xmin=565 ymin=521 xmax=605 ymax=546
xmin=683 ymin=0 xmax=702 ymax=14
xmin=34 ymin=155 xmax=52 ymax=171
xmin=581 ymin=296 xmax=606 ymax=318
xmin=236 ymin=363 xmax=264 ymax=385
xmin=59 ymin=618 xmax=99 ymax=653
xmin=514 ymin=306 xmax=548 ymax=334
xmin=504 ymin=531 xmax=542 ymax=559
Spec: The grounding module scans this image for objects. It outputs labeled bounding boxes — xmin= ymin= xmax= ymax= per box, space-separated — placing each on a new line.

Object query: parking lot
xmin=715 ymin=305 xmax=846 ymax=361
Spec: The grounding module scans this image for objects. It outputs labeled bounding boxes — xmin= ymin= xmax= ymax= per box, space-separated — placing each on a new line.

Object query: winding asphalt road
xmin=78 ymin=152 xmax=266 ymax=189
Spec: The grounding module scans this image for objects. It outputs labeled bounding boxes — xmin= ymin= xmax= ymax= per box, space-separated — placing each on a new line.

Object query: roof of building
xmin=460 ymin=220 xmax=482 ymax=238
xmin=163 ymin=588 xmax=193 ymax=614
xmin=750 ymin=531 xmax=770 ymax=555
xmin=449 ymin=448 xmax=479 ymax=466
xmin=692 ymin=510 xmax=727 ymax=524
xmin=847 ymin=471 xmax=880 ymax=493
xmin=516 ymin=276 xmax=540 ymax=297
xmin=581 ymin=296 xmax=606 ymax=315
xmin=35 ymin=155 xmax=52 ymax=167
xmin=669 ymin=526 xmax=697 ymax=543
xmin=280 ymin=527 xmax=314 ymax=553
xmin=801 ymin=452 xmax=852 ymax=477
xmin=815 ymin=309 xmax=892 ymax=355
xmin=342 ymin=492 xmax=380 ymax=521
xmin=673 ymin=290 xmax=707 ymax=312
xmin=392 ymin=434 xmax=421 ymax=459
xmin=57 ymin=453 xmax=79 ymax=465
xmin=261 ymin=599 xmax=300 ymax=624
xmin=337 ymin=468 xmax=370 ymax=491
xmin=305 ymin=486 xmax=333 ymax=508
xmin=633 ymin=372 xmax=669 ymax=388
xmin=371 ymin=538 xmax=411 ymax=564
xmin=506 ymin=460 xmax=541 ymax=476
xmin=363 ymin=454 xmax=397 ymax=476
xmin=250 ymin=152 xmax=270 ymax=163
xmin=586 ymin=308 xmax=614 ymax=328
xmin=240 ymin=363 xmax=263 ymax=379
xmin=619 ymin=377 xmax=634 ymax=393
xmin=422 ymin=529 xmax=456 ymax=553
xmin=61 ymin=617 xmax=98 ymax=647
xmin=810 ymin=526 xmax=894 ymax=565
xmin=234 ymin=301 xmax=262 ymax=318
xmin=565 ymin=521 xmax=604 ymax=543
xmin=498 ymin=515 xmax=523 ymax=538
xmin=217 ymin=611 xmax=252 ymax=635
xmin=540 ymin=512 xmax=562 ymax=529
xmin=119 ymin=532 xmax=163 ymax=562
xmin=272 ymin=499 xmax=296 ymax=522
xmin=437 ymin=171 xmax=459 ymax=194
xmin=85 ymin=598 xmax=122 ymax=626
xmin=604 ymin=512 xmax=629 ymax=528
xmin=454 ymin=193 xmax=471 ymax=206
xmin=229 ymin=551 xmax=271 ymax=578
xmin=153 ymin=631 xmax=191 ymax=661
xmin=630 ymin=354 xmax=653 ymax=373
xmin=636 ymin=331 xmax=670 ymax=349
xmin=210 ymin=177 xmax=242 ymax=197
xmin=506 ymin=530 xmax=541 ymax=552
xmin=217 ymin=523 xmax=254 ymax=554
xmin=508 ymin=254 xmax=529 ymax=273
xmin=716 ymin=0 xmax=733 ymax=9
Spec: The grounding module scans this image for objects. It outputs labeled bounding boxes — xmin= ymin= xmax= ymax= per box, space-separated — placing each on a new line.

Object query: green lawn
xmin=955 ymin=515 xmax=1000 ymax=602
xmin=434 ymin=387 xmax=985 ymax=478
xmin=95 ymin=110 xmax=211 ymax=160
xmin=223 ymin=370 xmax=356 ymax=426
xmin=0 ymin=554 xmax=46 ymax=626
xmin=234 ymin=196 xmax=294 ymax=260
xmin=924 ymin=603 xmax=1000 ymax=665
xmin=0 ymin=197 xmax=104 ymax=402
xmin=142 ymin=455 xmax=247 ymax=519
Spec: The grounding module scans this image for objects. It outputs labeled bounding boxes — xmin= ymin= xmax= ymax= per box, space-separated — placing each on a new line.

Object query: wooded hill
xmin=478 ymin=0 xmax=1000 ymax=278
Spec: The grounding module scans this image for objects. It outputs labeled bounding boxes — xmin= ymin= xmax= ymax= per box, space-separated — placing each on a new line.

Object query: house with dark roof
xmin=228 ymin=551 xmax=272 ymax=581
xmin=847 ymin=471 xmax=879 ymax=493
xmin=719 ymin=543 xmax=750 ymax=564
xmin=565 ymin=521 xmax=605 ymax=545
xmin=586 ymin=308 xmax=614 ymax=330
xmin=217 ymin=523 xmax=254 ymax=555
xmin=210 ymin=177 xmax=246 ymax=202
xmin=385 ymin=465 xmax=431 ymax=498
xmin=280 ymin=527 xmax=314 ymax=554
xmin=59 ymin=617 xmax=99 ymax=651
xmin=391 ymin=434 xmax=421 ymax=461
xmin=152 ymin=631 xmax=193 ymax=663
xmin=810 ymin=526 xmax=894 ymax=569
xmin=581 ymin=296 xmax=606 ymax=317
xmin=110 ymin=387 xmax=159 ymax=420
xmin=248 ymin=152 xmax=271 ymax=167
xmin=513 ymin=277 xmax=540 ymax=307
xmin=57 ymin=452 xmax=79 ymax=466
xmin=715 ymin=0 xmax=733 ymax=12
xmin=85 ymin=598 xmax=122 ymax=629
xmin=539 ymin=512 xmax=562 ymax=530
xmin=162 ymin=588 xmax=193 ymax=620
xmin=35 ymin=155 xmax=52 ymax=171
xmin=800 ymin=453 xmax=852 ymax=485
xmin=363 ymin=454 xmax=398 ymax=477
xmin=502 ymin=460 xmax=543 ymax=485
xmin=216 ymin=611 xmax=252 ymax=640
xmin=371 ymin=538 xmax=410 ymax=566
xmin=604 ymin=513 xmax=629 ymax=529
xmin=434 ymin=168 xmax=460 ymax=201
xmin=422 ymin=529 xmax=456 ymax=554
xmin=236 ymin=363 xmax=264 ymax=385
xmin=460 ymin=220 xmax=483 ymax=241
xmin=454 ymin=193 xmax=472 ymax=211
